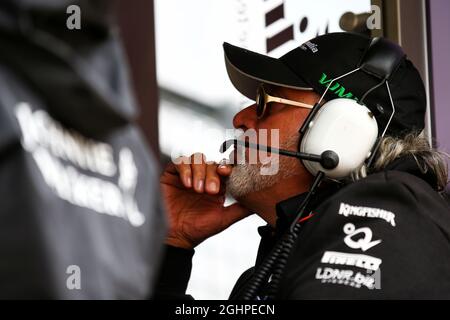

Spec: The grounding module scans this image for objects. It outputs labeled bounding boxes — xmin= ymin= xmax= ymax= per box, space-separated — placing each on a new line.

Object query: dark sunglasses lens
xmin=256 ymin=87 xmax=265 ymax=118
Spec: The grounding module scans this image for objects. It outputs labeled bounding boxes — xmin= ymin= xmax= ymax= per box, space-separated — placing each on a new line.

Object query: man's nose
xmin=232 ymin=104 xmax=258 ymax=130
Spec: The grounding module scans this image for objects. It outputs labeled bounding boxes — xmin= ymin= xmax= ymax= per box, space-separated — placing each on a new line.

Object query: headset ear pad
xmin=299 ymin=98 xmax=378 ymax=179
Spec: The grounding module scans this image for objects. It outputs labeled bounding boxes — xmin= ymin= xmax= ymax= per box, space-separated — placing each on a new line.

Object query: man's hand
xmin=160 ymin=153 xmax=252 ymax=249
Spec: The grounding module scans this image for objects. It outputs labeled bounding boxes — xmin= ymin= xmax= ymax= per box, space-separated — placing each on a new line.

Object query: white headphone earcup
xmin=299 ymin=98 xmax=378 ymax=179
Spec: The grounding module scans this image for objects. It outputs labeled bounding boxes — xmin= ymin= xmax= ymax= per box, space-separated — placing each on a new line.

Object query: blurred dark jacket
xmin=0 ymin=0 xmax=166 ymax=299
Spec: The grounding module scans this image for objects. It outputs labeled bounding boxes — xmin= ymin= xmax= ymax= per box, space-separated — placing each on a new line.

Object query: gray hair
xmin=352 ymin=132 xmax=449 ymax=192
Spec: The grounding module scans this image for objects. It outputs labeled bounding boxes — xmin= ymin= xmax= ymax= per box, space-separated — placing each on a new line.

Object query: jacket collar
xmin=258 ymin=154 xmax=439 ymax=245
xmin=383 ymin=154 xmax=439 ymax=190
xmin=254 ymin=181 xmax=341 ymax=267
xmin=274 ymin=182 xmax=341 ymax=234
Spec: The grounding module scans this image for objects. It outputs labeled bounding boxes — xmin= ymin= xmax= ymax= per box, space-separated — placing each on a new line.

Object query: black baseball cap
xmin=224 ymin=32 xmax=426 ymax=137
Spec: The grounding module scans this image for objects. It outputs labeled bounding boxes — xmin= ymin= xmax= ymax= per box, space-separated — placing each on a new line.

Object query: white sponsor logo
xmin=300 ymin=41 xmax=318 ymax=53
xmin=338 ymin=202 xmax=396 ymax=227
xmin=321 ymin=251 xmax=382 ymax=271
xmin=315 ymin=267 xmax=379 ymax=289
xmin=343 ymin=223 xmax=381 ymax=252
xmin=14 ymin=102 xmax=145 ymax=227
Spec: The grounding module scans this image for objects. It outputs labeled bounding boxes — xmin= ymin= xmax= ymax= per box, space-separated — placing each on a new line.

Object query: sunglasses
xmin=256 ymin=84 xmax=314 ymax=119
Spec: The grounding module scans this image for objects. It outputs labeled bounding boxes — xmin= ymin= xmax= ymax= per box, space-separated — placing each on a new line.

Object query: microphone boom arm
xmin=220 ymin=139 xmax=339 ymax=170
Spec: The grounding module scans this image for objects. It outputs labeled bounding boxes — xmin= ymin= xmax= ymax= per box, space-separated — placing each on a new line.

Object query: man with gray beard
xmin=156 ymin=33 xmax=450 ymax=299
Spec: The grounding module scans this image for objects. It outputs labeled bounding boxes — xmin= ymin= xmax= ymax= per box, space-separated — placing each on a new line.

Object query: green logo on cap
xmin=318 ymin=73 xmax=359 ymax=101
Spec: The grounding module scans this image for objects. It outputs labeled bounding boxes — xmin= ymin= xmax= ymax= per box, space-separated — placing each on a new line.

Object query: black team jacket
xmin=156 ymin=155 xmax=450 ymax=299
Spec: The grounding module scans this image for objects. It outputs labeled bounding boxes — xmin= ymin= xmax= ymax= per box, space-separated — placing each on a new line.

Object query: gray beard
xmin=226 ymin=136 xmax=299 ymax=199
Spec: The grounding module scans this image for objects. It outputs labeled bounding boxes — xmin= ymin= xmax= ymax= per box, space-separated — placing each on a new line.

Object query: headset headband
xmin=359 ymin=37 xmax=406 ymax=80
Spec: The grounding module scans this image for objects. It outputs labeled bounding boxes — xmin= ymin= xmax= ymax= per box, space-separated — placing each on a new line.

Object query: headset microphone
xmin=219 ymin=139 xmax=339 ymax=170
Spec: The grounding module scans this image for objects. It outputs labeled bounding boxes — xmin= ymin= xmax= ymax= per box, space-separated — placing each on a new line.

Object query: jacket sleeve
xmin=153 ymin=245 xmax=195 ymax=300
xmin=278 ymin=171 xmax=450 ymax=299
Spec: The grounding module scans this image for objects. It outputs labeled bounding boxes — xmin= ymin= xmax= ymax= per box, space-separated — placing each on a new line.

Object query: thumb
xmin=221 ymin=203 xmax=253 ymax=228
